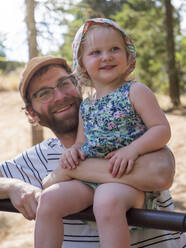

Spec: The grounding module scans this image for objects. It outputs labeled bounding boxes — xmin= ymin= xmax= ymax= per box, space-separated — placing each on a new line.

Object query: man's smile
xmin=54 ymin=104 xmax=73 ymax=114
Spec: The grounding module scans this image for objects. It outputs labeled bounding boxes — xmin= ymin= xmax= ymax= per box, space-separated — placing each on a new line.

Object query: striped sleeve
xmin=0 ymin=138 xmax=59 ymax=188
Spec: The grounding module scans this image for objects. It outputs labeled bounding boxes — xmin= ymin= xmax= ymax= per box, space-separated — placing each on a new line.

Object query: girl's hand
xmin=59 ymin=144 xmax=85 ymax=169
xmin=105 ymin=146 xmax=139 ymax=177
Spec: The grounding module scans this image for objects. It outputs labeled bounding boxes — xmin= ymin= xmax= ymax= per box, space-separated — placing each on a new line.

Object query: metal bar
xmin=0 ymin=199 xmax=185 ymax=232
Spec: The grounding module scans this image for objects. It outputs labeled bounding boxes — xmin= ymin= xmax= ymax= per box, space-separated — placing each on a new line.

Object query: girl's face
xmin=81 ymin=26 xmax=128 ymax=89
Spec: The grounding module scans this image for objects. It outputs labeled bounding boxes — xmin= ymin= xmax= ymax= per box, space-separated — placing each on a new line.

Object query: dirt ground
xmin=0 ymin=91 xmax=186 ymax=247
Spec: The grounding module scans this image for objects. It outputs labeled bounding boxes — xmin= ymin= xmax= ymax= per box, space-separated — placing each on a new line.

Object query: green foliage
xmin=176 ymin=36 xmax=186 ymax=92
xmin=0 ymin=33 xmax=6 ymax=58
xmin=59 ymin=18 xmax=85 ymax=65
xmin=111 ymin=0 xmax=184 ymax=94
xmin=56 ymin=0 xmax=128 ymax=65
xmin=0 ymin=48 xmax=5 ymax=58
xmin=42 ymin=0 xmax=185 ymax=95
xmin=0 ymin=56 xmax=24 ymax=91
xmin=75 ymin=0 xmax=126 ymax=18
xmin=0 ymin=59 xmax=24 ymax=73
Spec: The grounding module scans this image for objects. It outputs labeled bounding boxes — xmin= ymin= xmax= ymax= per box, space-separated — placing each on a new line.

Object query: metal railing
xmin=0 ymin=199 xmax=186 ymax=232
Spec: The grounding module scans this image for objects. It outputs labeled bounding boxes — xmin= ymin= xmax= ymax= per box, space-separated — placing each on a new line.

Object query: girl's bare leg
xmin=93 ymin=183 xmax=144 ymax=248
xmin=42 ymin=164 xmax=72 ymax=188
xmin=35 ymin=180 xmax=94 ymax=248
xmin=43 ymin=148 xmax=175 ymax=191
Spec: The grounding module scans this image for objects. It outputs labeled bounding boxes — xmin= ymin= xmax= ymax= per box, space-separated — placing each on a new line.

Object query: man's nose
xmin=53 ymin=87 xmax=65 ymax=101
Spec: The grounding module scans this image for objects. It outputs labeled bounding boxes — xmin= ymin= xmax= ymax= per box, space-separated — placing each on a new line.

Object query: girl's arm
xmin=59 ymin=111 xmax=86 ymax=169
xmin=106 ymin=82 xmax=171 ymax=177
xmin=128 ymin=82 xmax=171 ymax=155
xmin=75 ymin=110 xmax=87 ymax=144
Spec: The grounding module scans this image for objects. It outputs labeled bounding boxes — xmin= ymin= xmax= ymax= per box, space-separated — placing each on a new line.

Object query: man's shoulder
xmin=0 ymin=137 xmax=64 ymax=183
xmin=11 ymin=138 xmax=63 ymax=163
xmin=41 ymin=137 xmax=62 ymax=149
xmin=34 ymin=137 xmax=65 ymax=155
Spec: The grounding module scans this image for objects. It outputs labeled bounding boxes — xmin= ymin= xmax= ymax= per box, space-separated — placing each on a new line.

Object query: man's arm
xmin=43 ymin=147 xmax=175 ymax=191
xmin=0 ymin=171 xmax=41 ymax=220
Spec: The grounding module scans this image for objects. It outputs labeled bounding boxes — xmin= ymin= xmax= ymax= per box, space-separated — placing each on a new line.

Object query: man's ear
xmin=27 ymin=105 xmax=40 ymax=123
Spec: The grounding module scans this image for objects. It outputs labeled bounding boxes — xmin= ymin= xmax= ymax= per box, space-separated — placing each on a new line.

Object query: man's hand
xmin=8 ymin=179 xmax=41 ymax=220
xmin=105 ymin=145 xmax=139 ymax=177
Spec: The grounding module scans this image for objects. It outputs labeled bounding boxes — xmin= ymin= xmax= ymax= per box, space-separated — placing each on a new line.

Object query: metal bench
xmin=0 ymin=199 xmax=186 ymax=232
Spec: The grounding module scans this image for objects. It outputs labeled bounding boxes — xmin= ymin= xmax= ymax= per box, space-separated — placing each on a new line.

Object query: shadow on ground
xmin=165 ymin=106 xmax=186 ymax=116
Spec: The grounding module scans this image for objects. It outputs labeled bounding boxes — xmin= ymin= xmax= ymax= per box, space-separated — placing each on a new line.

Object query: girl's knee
xmin=93 ymin=195 xmax=126 ymax=223
xmin=37 ymin=188 xmax=62 ymax=218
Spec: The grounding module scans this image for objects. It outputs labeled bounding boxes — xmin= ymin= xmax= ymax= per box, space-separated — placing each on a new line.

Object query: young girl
xmin=61 ymin=18 xmax=170 ymax=176
xmin=35 ymin=18 xmax=171 ymax=248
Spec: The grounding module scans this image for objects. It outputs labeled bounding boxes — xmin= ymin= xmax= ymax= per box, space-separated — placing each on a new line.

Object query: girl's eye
xmin=111 ymin=46 xmax=120 ymax=52
xmin=91 ymin=50 xmax=100 ymax=55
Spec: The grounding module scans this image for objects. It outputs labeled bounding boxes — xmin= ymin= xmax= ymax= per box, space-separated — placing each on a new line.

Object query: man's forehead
xmin=29 ymin=67 xmax=70 ymax=92
xmin=37 ymin=66 xmax=69 ymax=83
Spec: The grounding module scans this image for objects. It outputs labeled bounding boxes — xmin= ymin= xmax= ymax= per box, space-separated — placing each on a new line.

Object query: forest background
xmin=0 ymin=0 xmax=185 ymax=103
xmin=0 ymin=0 xmax=186 ymax=247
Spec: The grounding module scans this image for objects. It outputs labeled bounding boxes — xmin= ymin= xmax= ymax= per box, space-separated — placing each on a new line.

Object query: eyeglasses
xmin=31 ymin=75 xmax=77 ymax=104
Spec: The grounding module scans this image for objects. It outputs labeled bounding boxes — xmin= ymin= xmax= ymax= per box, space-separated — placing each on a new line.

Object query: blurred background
xmin=0 ymin=0 xmax=186 ymax=247
xmin=0 ymin=0 xmax=185 ymax=100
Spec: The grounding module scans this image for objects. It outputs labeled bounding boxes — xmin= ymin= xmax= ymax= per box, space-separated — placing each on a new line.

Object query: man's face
xmin=28 ymin=66 xmax=82 ymax=135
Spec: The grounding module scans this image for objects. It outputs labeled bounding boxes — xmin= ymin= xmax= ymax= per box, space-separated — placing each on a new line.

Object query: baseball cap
xmin=19 ymin=55 xmax=70 ymax=104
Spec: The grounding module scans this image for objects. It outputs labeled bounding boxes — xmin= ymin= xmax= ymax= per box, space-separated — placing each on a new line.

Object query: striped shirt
xmin=0 ymin=138 xmax=185 ymax=248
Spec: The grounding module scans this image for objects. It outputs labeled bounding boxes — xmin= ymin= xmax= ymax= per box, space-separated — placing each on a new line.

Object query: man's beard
xmin=33 ymin=96 xmax=82 ymax=135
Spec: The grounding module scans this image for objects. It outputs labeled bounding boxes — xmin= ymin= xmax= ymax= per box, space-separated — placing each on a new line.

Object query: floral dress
xmin=80 ymin=81 xmax=147 ymax=158
xmin=80 ymin=81 xmax=158 ymax=211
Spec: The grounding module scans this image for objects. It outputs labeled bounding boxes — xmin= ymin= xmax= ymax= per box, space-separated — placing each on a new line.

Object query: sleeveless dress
xmin=80 ymin=81 xmax=159 ymax=211
xmin=80 ymin=81 xmax=147 ymax=158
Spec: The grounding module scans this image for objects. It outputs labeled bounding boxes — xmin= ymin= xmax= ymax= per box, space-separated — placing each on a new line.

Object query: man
xmin=0 ymin=55 xmax=185 ymax=247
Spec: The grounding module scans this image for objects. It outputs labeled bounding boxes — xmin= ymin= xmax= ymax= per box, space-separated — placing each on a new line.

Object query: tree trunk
xmin=25 ymin=0 xmax=44 ymax=145
xmin=165 ymin=0 xmax=180 ymax=107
